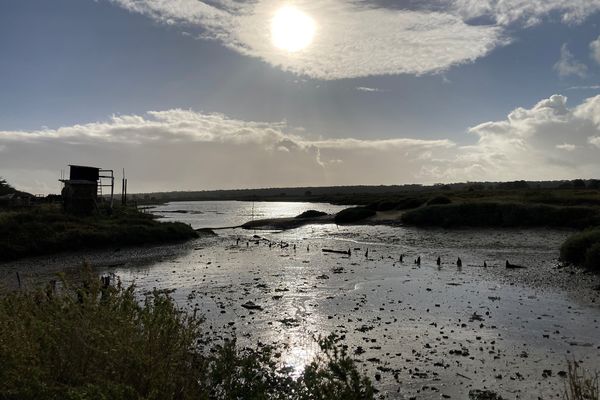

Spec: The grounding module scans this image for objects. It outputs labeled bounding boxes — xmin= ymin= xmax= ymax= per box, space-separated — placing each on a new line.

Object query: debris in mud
xmin=505 ymin=260 xmax=526 ymax=269
xmin=279 ymin=318 xmax=300 ymax=327
xmin=357 ymin=325 xmax=374 ymax=333
xmin=316 ymin=274 xmax=330 ymax=280
xmin=322 ymin=249 xmax=351 ymax=256
xmin=469 ymin=389 xmax=504 ymax=400
xmin=449 ymin=348 xmax=470 ymax=357
xmin=469 ymin=312 xmax=485 ymax=322
xmin=241 ymin=301 xmax=263 ymax=311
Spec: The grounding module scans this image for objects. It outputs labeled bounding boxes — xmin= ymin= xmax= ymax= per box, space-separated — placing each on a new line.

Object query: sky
xmin=1 ymin=0 xmax=600 ymax=194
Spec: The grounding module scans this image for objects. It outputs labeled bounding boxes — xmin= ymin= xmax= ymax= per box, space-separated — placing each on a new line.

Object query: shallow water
xmin=148 ymin=200 xmax=349 ymax=229
xmin=97 ymin=201 xmax=600 ymax=399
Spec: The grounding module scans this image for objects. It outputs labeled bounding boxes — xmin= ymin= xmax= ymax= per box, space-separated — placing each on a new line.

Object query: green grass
xmin=401 ymin=202 xmax=600 ymax=229
xmin=0 ymin=273 xmax=374 ymax=400
xmin=0 ymin=205 xmax=198 ymax=261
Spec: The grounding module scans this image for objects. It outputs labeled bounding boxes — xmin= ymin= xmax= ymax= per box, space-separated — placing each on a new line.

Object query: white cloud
xmin=452 ymin=0 xmax=600 ymax=26
xmin=590 ymin=36 xmax=600 ymax=65
xmin=556 ymin=143 xmax=576 ymax=151
xmin=3 ymin=94 xmax=600 ymax=193
xmin=111 ymin=0 xmax=506 ymax=79
xmin=109 ymin=0 xmax=600 ymax=79
xmin=567 ymin=85 xmax=600 ymax=91
xmin=0 ymin=109 xmax=455 ymax=192
xmin=356 ymin=87 xmax=386 ymax=93
xmin=554 ymin=44 xmax=588 ymax=78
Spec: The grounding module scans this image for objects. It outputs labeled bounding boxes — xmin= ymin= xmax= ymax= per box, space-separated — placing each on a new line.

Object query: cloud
xmin=590 ymin=136 xmax=600 ymax=148
xmin=0 ymin=109 xmax=455 ymax=192
xmin=111 ymin=0 xmax=506 ymax=79
xmin=452 ymin=0 xmax=600 ymax=26
xmin=590 ymin=36 xmax=600 ymax=65
xmin=554 ymin=44 xmax=588 ymax=78
xmin=556 ymin=143 xmax=576 ymax=151
xmin=109 ymin=0 xmax=600 ymax=79
xmin=355 ymin=87 xmax=386 ymax=93
xmin=567 ymin=85 xmax=600 ymax=90
xmin=3 ymin=94 xmax=600 ymax=193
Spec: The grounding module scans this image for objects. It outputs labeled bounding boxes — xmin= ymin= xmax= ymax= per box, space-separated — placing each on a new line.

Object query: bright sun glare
xmin=271 ymin=6 xmax=316 ymax=52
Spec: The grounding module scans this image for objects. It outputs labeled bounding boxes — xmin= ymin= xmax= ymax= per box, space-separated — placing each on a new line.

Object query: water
xmin=148 ymin=200 xmax=349 ymax=229
xmin=69 ymin=201 xmax=600 ymax=398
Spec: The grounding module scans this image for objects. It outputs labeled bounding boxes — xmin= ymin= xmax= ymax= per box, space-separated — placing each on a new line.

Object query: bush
xmin=0 ymin=274 xmax=375 ymax=400
xmin=395 ymin=198 xmax=427 ymax=210
xmin=334 ymin=207 xmax=376 ymax=224
xmin=584 ymin=243 xmax=600 ymax=271
xmin=560 ymin=229 xmax=600 ymax=268
xmin=295 ymin=210 xmax=328 ymax=219
xmin=426 ymin=196 xmax=452 ymax=206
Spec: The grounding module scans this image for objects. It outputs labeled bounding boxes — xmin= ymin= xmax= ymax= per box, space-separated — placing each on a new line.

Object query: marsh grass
xmin=334 ymin=207 xmax=376 ymax=224
xmin=0 ymin=272 xmax=374 ymax=400
xmin=565 ymin=361 xmax=599 ymax=400
xmin=401 ymin=202 xmax=600 ymax=229
xmin=0 ymin=205 xmax=198 ymax=261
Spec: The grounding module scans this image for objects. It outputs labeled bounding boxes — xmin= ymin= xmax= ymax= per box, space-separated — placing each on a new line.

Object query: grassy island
xmin=0 ymin=205 xmax=198 ymax=262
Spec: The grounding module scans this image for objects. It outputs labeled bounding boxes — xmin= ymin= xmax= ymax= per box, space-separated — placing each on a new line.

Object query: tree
xmin=0 ymin=178 xmax=16 ymax=196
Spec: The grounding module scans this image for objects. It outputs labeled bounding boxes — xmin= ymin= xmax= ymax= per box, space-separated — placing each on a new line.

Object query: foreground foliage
xmin=0 ymin=275 xmax=374 ymax=400
xmin=0 ymin=205 xmax=198 ymax=261
xmin=565 ymin=361 xmax=599 ymax=400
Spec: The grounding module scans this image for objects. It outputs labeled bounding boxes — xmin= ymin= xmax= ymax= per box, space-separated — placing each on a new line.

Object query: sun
xmin=271 ymin=6 xmax=316 ymax=52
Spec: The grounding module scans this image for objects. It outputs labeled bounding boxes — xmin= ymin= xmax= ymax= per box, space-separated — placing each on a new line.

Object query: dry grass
xmin=565 ymin=361 xmax=599 ymax=400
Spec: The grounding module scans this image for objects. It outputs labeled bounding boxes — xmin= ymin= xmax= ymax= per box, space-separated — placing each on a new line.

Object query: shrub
xmin=334 ymin=207 xmax=376 ymax=224
xmin=560 ymin=229 xmax=600 ymax=268
xmin=426 ymin=196 xmax=452 ymax=206
xmin=0 ymin=274 xmax=375 ymax=400
xmin=584 ymin=243 xmax=600 ymax=271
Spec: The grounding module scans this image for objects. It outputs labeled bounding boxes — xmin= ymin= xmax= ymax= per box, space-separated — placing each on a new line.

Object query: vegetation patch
xmin=426 ymin=195 xmax=452 ymax=206
xmin=401 ymin=202 xmax=600 ymax=229
xmin=560 ymin=229 xmax=600 ymax=271
xmin=0 ymin=205 xmax=198 ymax=262
xmin=0 ymin=275 xmax=374 ymax=400
xmin=564 ymin=361 xmax=599 ymax=400
xmin=295 ymin=210 xmax=328 ymax=219
xmin=334 ymin=207 xmax=376 ymax=224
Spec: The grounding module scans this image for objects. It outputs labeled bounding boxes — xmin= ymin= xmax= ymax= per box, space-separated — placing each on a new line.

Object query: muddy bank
xmin=91 ymin=224 xmax=600 ymax=399
xmin=0 ymin=239 xmax=206 ymax=290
